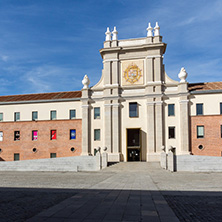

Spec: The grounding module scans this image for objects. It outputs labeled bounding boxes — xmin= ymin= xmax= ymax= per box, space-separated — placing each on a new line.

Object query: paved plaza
xmin=0 ymin=162 xmax=222 ymax=222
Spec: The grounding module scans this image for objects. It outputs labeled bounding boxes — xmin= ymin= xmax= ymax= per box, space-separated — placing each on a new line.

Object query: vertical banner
xmin=0 ymin=132 xmax=3 ymax=141
xmin=33 ymin=131 xmax=38 ymax=140
xmin=70 ymin=129 xmax=76 ymax=140
xmin=51 ymin=130 xmax=56 ymax=140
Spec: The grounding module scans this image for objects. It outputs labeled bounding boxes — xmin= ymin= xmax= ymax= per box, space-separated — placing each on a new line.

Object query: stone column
xmin=104 ymin=103 xmax=112 ymax=154
xmin=155 ymin=100 xmax=164 ymax=153
xmin=81 ymin=89 xmax=90 ymax=155
xmin=146 ymin=100 xmax=155 ymax=161
xmin=112 ymin=103 xmax=120 ymax=161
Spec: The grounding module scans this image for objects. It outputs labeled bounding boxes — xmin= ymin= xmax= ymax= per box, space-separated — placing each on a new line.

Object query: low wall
xmin=176 ymin=155 xmax=222 ymax=172
xmin=0 ymin=154 xmax=105 ymax=172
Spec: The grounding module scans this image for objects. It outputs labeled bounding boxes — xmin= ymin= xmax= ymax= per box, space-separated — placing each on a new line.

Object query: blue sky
xmin=0 ymin=0 xmax=222 ymax=95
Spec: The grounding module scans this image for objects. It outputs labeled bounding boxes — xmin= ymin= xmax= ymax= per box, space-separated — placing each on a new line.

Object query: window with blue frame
xmin=168 ymin=104 xmax=175 ymax=116
xmin=129 ymin=102 xmax=138 ymax=117
xmin=196 ymin=103 xmax=203 ymax=115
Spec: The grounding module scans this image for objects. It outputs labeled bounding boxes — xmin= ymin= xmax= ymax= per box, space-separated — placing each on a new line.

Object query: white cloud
xmin=1 ymin=55 xmax=8 ymax=62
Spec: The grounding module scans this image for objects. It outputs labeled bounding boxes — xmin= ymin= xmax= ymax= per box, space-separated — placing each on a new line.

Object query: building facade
xmin=0 ymin=23 xmax=222 ymax=162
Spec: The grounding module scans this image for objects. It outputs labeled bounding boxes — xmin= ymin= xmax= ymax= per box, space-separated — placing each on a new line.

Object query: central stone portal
xmin=127 ymin=129 xmax=141 ymax=161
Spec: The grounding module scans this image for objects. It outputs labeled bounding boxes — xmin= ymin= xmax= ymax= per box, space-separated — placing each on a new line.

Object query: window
xmin=197 ymin=126 xmax=204 ymax=138
xmin=51 ymin=130 xmax=57 ymax=140
xmin=14 ymin=131 xmax=20 ymax=141
xmin=14 ymin=153 xmax=20 ymax=161
xmin=32 ymin=130 xmax=38 ymax=141
xmin=14 ymin=112 xmax=20 ymax=121
xmin=50 ymin=111 xmax=56 ymax=120
xmin=32 ymin=111 xmax=38 ymax=121
xmin=220 ymin=103 xmax=222 ymax=115
xmin=70 ymin=109 xmax=76 ymax=119
xmin=168 ymin=104 xmax=175 ymax=116
xmin=70 ymin=129 xmax=76 ymax=140
xmin=169 ymin=127 xmax=175 ymax=139
xmin=94 ymin=107 xmax=100 ymax=119
xmin=0 ymin=113 xmax=3 ymax=121
xmin=221 ymin=125 xmax=222 ymax=138
xmin=0 ymin=131 xmax=3 ymax=141
xmin=196 ymin=104 xmax=203 ymax=115
xmin=50 ymin=153 xmax=56 ymax=158
xmin=94 ymin=129 xmax=100 ymax=141
xmin=129 ymin=102 xmax=138 ymax=117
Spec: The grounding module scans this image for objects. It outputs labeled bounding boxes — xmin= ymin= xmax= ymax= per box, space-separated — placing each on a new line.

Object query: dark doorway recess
xmin=127 ymin=129 xmax=141 ymax=161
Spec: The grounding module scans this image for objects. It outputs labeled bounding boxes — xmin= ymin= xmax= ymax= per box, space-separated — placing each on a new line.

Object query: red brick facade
xmin=191 ymin=115 xmax=222 ymax=156
xmin=0 ymin=119 xmax=82 ymax=161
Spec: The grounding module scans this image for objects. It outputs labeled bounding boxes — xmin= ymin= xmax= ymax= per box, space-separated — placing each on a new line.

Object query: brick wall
xmin=0 ymin=119 xmax=82 ymax=161
xmin=191 ymin=115 xmax=222 ymax=156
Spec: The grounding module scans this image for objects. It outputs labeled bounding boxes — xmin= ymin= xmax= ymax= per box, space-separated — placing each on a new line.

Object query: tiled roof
xmin=188 ymin=82 xmax=222 ymax=92
xmin=0 ymin=91 xmax=82 ymax=102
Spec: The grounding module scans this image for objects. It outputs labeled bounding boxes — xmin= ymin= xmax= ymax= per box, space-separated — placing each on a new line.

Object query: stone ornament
xmin=178 ymin=67 xmax=188 ymax=83
xmin=154 ymin=22 xmax=160 ymax=36
xmin=123 ymin=63 xmax=142 ymax=84
xmin=147 ymin=22 xmax=153 ymax=37
xmin=82 ymin=75 xmax=90 ymax=89
xmin=105 ymin=27 xmax=111 ymax=41
xmin=112 ymin=26 xmax=118 ymax=40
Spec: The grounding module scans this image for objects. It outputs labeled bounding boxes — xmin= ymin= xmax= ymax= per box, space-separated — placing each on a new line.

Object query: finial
xmin=112 ymin=26 xmax=118 ymax=41
xmin=147 ymin=22 xmax=153 ymax=37
xmin=105 ymin=27 xmax=111 ymax=41
xmin=82 ymin=74 xmax=90 ymax=89
xmin=178 ymin=67 xmax=188 ymax=83
xmin=154 ymin=22 xmax=160 ymax=36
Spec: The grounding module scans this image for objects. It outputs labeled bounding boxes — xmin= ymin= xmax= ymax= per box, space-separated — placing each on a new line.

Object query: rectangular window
xmin=169 ymin=127 xmax=175 ymax=139
xmin=220 ymin=103 xmax=222 ymax=115
xmin=0 ymin=113 xmax=3 ymax=121
xmin=32 ymin=111 xmax=38 ymax=121
xmin=32 ymin=130 xmax=38 ymax=141
xmin=129 ymin=102 xmax=138 ymax=117
xmin=197 ymin=126 xmax=204 ymax=138
xmin=196 ymin=103 xmax=203 ymax=115
xmin=50 ymin=153 xmax=56 ymax=158
xmin=14 ymin=131 xmax=20 ymax=141
xmin=50 ymin=110 xmax=56 ymax=120
xmin=70 ymin=129 xmax=76 ymax=140
xmin=0 ymin=131 xmax=3 ymax=141
xmin=94 ymin=107 xmax=100 ymax=119
xmin=14 ymin=153 xmax=20 ymax=161
xmin=94 ymin=129 xmax=100 ymax=141
xmin=14 ymin=112 xmax=20 ymax=121
xmin=70 ymin=109 xmax=76 ymax=119
xmin=168 ymin=104 xmax=175 ymax=116
xmin=51 ymin=130 xmax=57 ymax=140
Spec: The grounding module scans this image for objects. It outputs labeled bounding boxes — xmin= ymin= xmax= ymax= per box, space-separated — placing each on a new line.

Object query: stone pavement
xmin=0 ymin=162 xmax=222 ymax=222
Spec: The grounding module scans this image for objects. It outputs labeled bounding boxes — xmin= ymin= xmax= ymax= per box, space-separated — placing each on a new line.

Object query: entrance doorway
xmin=127 ymin=129 xmax=141 ymax=161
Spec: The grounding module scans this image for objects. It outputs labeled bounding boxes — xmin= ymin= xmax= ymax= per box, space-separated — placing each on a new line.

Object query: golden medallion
xmin=123 ymin=63 xmax=142 ymax=84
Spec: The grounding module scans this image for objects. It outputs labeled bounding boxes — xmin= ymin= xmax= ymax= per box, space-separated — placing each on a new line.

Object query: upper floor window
xmin=220 ymin=103 xmax=222 ymax=115
xmin=196 ymin=103 xmax=203 ymax=115
xmin=197 ymin=126 xmax=204 ymax=138
xmin=32 ymin=111 xmax=38 ymax=121
xmin=129 ymin=102 xmax=138 ymax=117
xmin=94 ymin=129 xmax=100 ymax=141
xmin=50 ymin=111 xmax=56 ymax=120
xmin=70 ymin=109 xmax=76 ymax=119
xmin=94 ymin=107 xmax=100 ymax=119
xmin=168 ymin=104 xmax=175 ymax=116
xmin=14 ymin=112 xmax=20 ymax=121
xmin=168 ymin=127 xmax=175 ymax=139
xmin=0 ymin=113 xmax=3 ymax=121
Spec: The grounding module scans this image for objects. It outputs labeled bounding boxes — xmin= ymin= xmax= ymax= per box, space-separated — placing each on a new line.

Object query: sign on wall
xmin=0 ymin=131 xmax=3 ymax=141
xmin=70 ymin=129 xmax=76 ymax=140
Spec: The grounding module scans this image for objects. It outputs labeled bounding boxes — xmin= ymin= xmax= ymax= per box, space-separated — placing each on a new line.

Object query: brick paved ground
xmin=0 ymin=162 xmax=222 ymax=222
